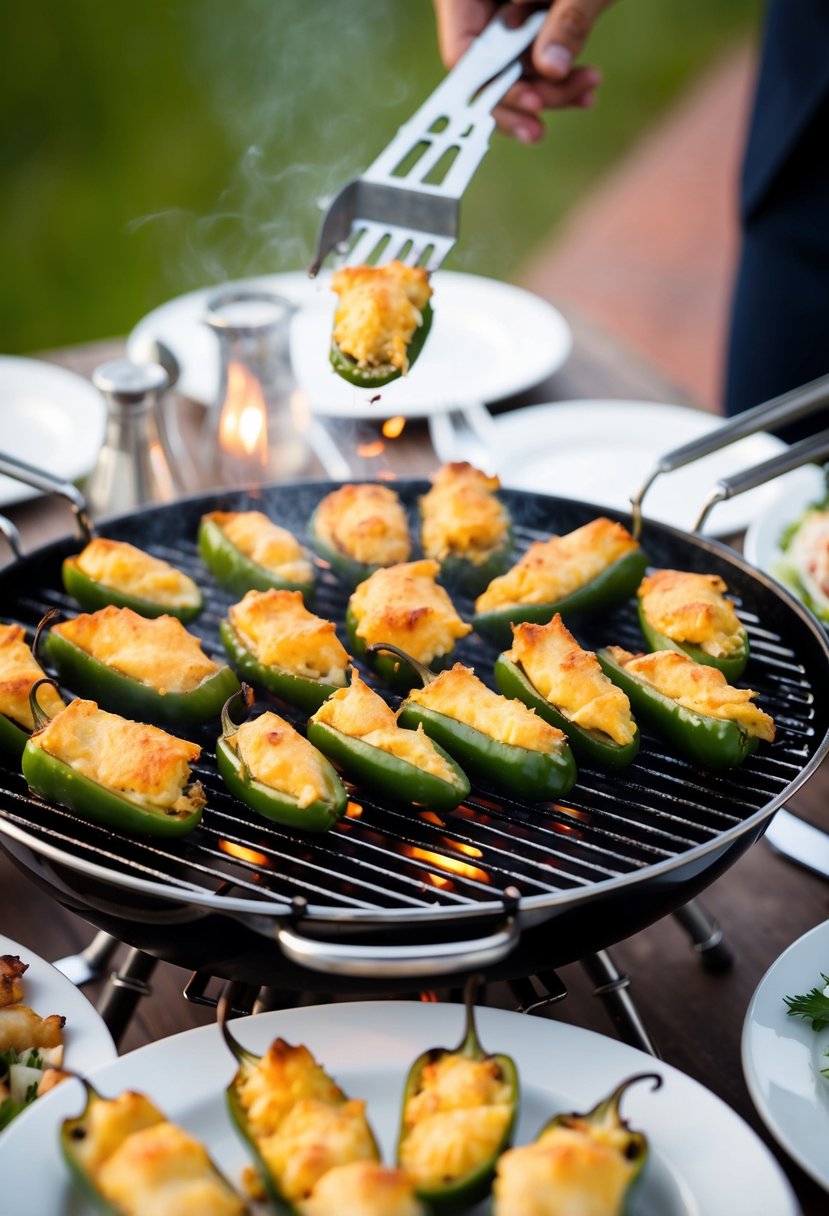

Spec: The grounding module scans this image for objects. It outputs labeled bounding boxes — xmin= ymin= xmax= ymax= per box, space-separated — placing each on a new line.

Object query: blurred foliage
xmin=1 ymin=0 xmax=760 ymax=354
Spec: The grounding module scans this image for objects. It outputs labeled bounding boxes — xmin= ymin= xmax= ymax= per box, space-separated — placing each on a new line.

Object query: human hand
xmin=432 ymin=0 xmax=615 ymax=141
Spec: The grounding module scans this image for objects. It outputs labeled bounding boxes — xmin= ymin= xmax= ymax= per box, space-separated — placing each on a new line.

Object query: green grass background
xmin=1 ymin=0 xmax=761 ymax=355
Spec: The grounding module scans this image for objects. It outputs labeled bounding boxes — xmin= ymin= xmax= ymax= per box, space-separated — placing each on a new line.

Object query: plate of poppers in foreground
xmin=0 ymin=934 xmax=116 ymax=1136
xmin=1 ymin=997 xmax=799 ymax=1214
xmin=743 ymin=918 xmax=829 ymax=1193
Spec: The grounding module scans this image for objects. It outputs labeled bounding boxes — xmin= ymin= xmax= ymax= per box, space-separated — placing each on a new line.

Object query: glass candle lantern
xmin=203 ymin=289 xmax=310 ymax=487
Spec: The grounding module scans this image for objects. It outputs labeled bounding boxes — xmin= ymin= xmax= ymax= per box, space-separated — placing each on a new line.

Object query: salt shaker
xmin=85 ymin=359 xmax=179 ymax=519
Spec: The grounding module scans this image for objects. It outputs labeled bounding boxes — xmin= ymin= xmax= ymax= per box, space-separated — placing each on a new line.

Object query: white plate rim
xmin=742 ymin=918 xmax=829 ymax=1192
xmin=0 ymin=932 xmax=117 ymax=1137
xmin=0 ymin=999 xmax=799 ymax=1215
xmin=0 ymin=356 xmax=106 ymax=509
xmin=431 ymin=397 xmax=790 ymax=538
xmin=126 ymin=271 xmax=573 ymax=420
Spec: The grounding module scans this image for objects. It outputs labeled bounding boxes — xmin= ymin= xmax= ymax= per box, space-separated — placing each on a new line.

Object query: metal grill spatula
xmin=309 ymin=8 xmax=545 ymax=276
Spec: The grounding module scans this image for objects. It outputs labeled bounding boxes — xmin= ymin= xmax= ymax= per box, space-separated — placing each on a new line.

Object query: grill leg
xmin=96 ymin=948 xmax=158 ymax=1048
xmin=581 ymin=950 xmax=661 ymax=1058
xmin=672 ymin=898 xmax=733 ymax=972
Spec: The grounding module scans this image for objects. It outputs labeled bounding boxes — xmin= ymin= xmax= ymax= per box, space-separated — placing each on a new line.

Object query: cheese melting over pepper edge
xmin=205 ymin=511 xmax=313 ymax=585
xmin=227 ymin=711 xmax=334 ymax=808
xmin=314 ymin=483 xmax=410 ymax=566
xmin=72 ymin=537 xmax=201 ymax=610
xmin=229 ymin=589 xmax=348 ymax=685
xmin=331 ymin=261 xmax=432 ymax=374
xmin=0 ymin=623 xmax=65 ymax=729
xmin=638 ymin=569 xmax=744 ymax=658
xmin=494 ymin=1121 xmax=637 ymax=1216
xmin=349 ymin=559 xmax=470 ymax=666
xmin=420 ymin=462 xmax=509 ymax=566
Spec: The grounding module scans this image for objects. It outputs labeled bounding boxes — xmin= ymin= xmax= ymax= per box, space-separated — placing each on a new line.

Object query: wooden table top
xmin=2 ymin=320 xmax=827 ymax=1214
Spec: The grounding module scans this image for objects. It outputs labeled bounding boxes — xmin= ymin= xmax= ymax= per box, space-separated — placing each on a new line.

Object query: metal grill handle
xmin=0 ymin=451 xmax=94 ymax=544
xmin=275 ymin=917 xmax=519 ymax=978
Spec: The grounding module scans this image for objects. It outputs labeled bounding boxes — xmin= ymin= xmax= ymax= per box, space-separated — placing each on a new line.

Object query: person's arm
xmin=433 ymin=0 xmax=614 ymax=141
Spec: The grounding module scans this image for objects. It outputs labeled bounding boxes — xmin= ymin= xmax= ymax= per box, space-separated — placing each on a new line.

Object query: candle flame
xmin=382 ymin=416 xmax=406 ymax=439
xmin=356 ymin=440 xmax=385 ymax=459
xmin=219 ymin=361 xmax=268 ymax=466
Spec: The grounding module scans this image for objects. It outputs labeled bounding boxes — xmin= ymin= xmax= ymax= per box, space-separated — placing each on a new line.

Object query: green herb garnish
xmin=783 ymin=973 xmax=829 ymax=1031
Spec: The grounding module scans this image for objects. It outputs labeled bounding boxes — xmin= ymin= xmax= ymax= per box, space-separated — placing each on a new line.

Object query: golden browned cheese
xmin=401 ymin=1053 xmax=513 ymax=1189
xmin=420 ymin=462 xmax=509 ymax=565
xmin=507 ymin=616 xmax=636 ymax=747
xmin=235 ymin=1038 xmax=376 ymax=1205
xmin=229 ymin=590 xmax=349 ymax=684
xmin=0 ymin=954 xmax=26 ymax=1007
xmin=310 ymin=673 xmax=456 ymax=782
xmin=72 ymin=538 xmax=201 ymax=611
xmin=493 ymin=1123 xmax=636 ymax=1216
xmin=53 ymin=605 xmax=220 ymax=694
xmin=206 ymin=511 xmax=313 ymax=585
xmin=314 ymin=483 xmax=411 ymax=567
xmin=406 ymin=664 xmax=566 ymax=753
xmin=227 ymin=712 xmax=333 ymax=807
xmin=605 ymin=646 xmax=775 ymax=741
xmin=31 ymin=698 xmax=206 ymax=812
xmin=0 ymin=1004 xmax=64 ymax=1053
xmin=96 ymin=1121 xmax=246 ymax=1216
xmin=301 ymin=1161 xmax=425 ymax=1216
xmin=71 ymin=1090 xmax=165 ymax=1175
xmin=476 ymin=518 xmax=638 ymax=613
xmin=638 ymin=569 xmax=744 ymax=658
xmin=349 ymin=560 xmax=470 ymax=665
xmin=0 ymin=623 xmax=65 ymax=729
xmin=332 ymin=261 xmax=432 ymax=374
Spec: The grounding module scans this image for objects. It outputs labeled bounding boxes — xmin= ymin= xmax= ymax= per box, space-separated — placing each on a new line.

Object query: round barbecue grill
xmin=0 ymin=472 xmax=827 ymax=993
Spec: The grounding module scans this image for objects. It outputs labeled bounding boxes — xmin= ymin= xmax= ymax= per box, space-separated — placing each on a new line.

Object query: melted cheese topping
xmin=349 ymin=560 xmax=470 ymax=665
xmin=228 ymin=712 xmax=332 ymax=808
xmin=401 ymin=1052 xmax=513 ymax=1188
xmin=0 ymin=1004 xmax=64 ymax=1053
xmin=405 ymin=664 xmax=566 ymax=753
xmin=494 ymin=1124 xmax=636 ymax=1216
xmin=332 ymin=261 xmax=432 ymax=374
xmin=301 ymin=1161 xmax=424 ymax=1216
xmin=259 ymin=1096 xmax=377 ymax=1205
xmin=0 ymin=955 xmax=26 ymax=1007
xmin=475 ymin=518 xmax=638 ymax=613
xmin=235 ymin=1038 xmax=375 ymax=1205
xmin=507 ymin=616 xmax=636 ymax=747
xmin=420 ymin=462 xmax=509 ymax=565
xmin=205 ymin=511 xmax=313 ymax=585
xmin=31 ymin=698 xmax=206 ymax=812
xmin=71 ymin=538 xmax=201 ymax=610
xmin=97 ymin=1121 xmax=245 ymax=1216
xmin=314 ymin=483 xmax=411 ymax=567
xmin=70 ymin=1090 xmax=165 ymax=1175
xmin=638 ymin=569 xmax=744 ymax=658
xmin=310 ymin=674 xmax=456 ymax=782
xmin=0 ymin=623 xmax=65 ymax=729
xmin=605 ymin=647 xmax=775 ymax=741
xmin=53 ymin=606 xmax=220 ymax=694
xmin=229 ymin=589 xmax=348 ymax=684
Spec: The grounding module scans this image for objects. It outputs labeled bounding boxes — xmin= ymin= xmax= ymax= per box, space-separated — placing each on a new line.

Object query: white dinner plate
xmin=431 ymin=398 xmax=795 ymax=538
xmin=0 ymin=933 xmax=117 ymax=1137
xmin=743 ymin=919 xmax=829 ymax=1192
xmin=1 ymin=1000 xmax=798 ymax=1214
xmin=127 ymin=271 xmax=572 ymax=419
xmin=0 ymin=357 xmax=106 ymax=509
xmin=742 ymin=463 xmax=827 ymax=594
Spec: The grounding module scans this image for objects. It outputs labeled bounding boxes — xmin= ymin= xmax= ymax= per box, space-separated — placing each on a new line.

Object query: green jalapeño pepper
xmin=198 ymin=514 xmax=315 ymax=601
xmin=62 ymin=542 xmax=203 ymax=623
xmin=61 ymin=1077 xmax=247 ymax=1215
xmin=219 ymin=617 xmax=345 ymax=714
xmin=330 ymin=301 xmax=433 ymax=388
xmin=397 ymin=976 xmax=519 ymax=1213
xmin=373 ymin=644 xmax=577 ymax=801
xmin=307 ymin=670 xmax=470 ymax=812
xmin=308 ymin=509 xmax=387 ymax=591
xmin=218 ymin=984 xmax=381 ymax=1214
xmin=494 ymin=1073 xmax=661 ymax=1213
xmin=493 ymin=651 xmax=640 ymax=770
xmin=473 ymin=546 xmax=649 ymax=649
xmin=637 ymin=598 xmax=749 ymax=682
xmin=597 ymin=647 xmax=764 ymax=770
xmin=436 ymin=532 xmax=513 ymax=600
xmin=22 ymin=679 xmax=205 ymax=837
xmin=217 ymin=686 xmax=347 ymax=832
xmin=41 ymin=609 xmax=240 ymax=728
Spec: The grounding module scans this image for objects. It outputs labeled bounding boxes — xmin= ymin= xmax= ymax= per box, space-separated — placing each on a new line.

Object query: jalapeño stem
xmin=221 ymin=683 xmax=254 ymax=741
xmin=587 ymin=1071 xmax=663 ymax=1127
xmin=458 ymin=973 xmax=485 ymax=1059
xmin=33 ymin=608 xmax=60 ymax=667
xmin=217 ymin=980 xmax=260 ymax=1068
xmin=29 ymin=677 xmax=61 ymax=734
xmin=364 ymin=642 xmax=436 ymax=687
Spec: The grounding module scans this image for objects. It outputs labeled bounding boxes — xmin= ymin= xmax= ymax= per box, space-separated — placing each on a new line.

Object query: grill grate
xmin=1 ymin=482 xmax=826 ymax=925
